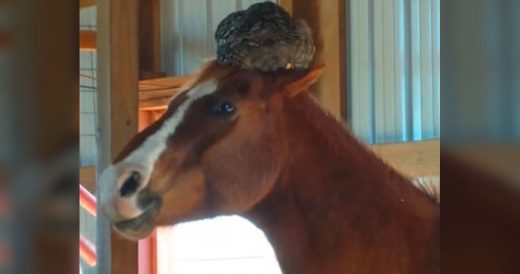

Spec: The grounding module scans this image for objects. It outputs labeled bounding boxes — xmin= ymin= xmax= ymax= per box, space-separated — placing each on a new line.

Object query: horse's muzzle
xmin=113 ymin=196 xmax=161 ymax=240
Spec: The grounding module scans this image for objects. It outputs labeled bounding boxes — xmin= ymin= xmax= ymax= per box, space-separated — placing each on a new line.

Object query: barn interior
xmin=79 ymin=1 xmax=441 ymax=273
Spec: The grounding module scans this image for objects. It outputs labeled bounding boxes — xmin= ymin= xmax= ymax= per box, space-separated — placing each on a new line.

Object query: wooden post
xmin=278 ymin=0 xmax=293 ymax=16
xmin=97 ymin=0 xmax=139 ymax=273
xmin=80 ymin=0 xmax=97 ymax=9
xmin=139 ymin=0 xmax=162 ymax=79
xmin=291 ymin=0 xmax=347 ymax=119
xmin=80 ymin=30 xmax=97 ymax=51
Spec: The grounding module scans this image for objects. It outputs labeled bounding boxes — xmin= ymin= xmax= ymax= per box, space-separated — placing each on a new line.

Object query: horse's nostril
xmin=120 ymin=171 xmax=141 ymax=197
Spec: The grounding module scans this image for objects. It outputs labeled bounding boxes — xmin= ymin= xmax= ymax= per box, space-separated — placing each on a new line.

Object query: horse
xmin=99 ymin=60 xmax=439 ymax=274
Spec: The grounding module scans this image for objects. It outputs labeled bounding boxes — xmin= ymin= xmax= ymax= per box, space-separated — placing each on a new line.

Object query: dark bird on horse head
xmin=215 ymin=1 xmax=316 ymax=72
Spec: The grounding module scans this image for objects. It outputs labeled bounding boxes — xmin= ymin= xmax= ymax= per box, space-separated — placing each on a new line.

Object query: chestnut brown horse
xmin=99 ymin=61 xmax=439 ymax=274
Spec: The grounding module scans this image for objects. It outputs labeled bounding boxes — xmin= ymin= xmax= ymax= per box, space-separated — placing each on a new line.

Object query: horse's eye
xmin=211 ymin=101 xmax=236 ymax=116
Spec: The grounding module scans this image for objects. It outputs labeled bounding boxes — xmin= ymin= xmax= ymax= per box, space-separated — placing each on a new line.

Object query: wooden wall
xmin=290 ymin=0 xmax=346 ymax=119
xmin=349 ymin=0 xmax=440 ymax=144
xmin=370 ymin=140 xmax=439 ymax=179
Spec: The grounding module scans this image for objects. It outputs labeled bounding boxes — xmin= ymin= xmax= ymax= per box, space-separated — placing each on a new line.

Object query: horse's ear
xmin=283 ymin=64 xmax=325 ymax=97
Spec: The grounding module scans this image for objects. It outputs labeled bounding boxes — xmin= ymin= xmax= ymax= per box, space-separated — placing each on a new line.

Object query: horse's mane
xmin=289 ymin=94 xmax=440 ymax=204
xmin=411 ymin=176 xmax=440 ymax=203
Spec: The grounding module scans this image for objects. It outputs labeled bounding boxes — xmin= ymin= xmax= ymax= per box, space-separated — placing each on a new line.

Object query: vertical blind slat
xmin=420 ymin=0 xmax=434 ymax=139
xmin=373 ymin=0 xmax=385 ymax=143
xmin=350 ymin=0 xmax=360 ymax=137
xmin=432 ymin=0 xmax=441 ymax=137
xmin=351 ymin=0 xmax=374 ymax=142
xmin=383 ymin=0 xmax=396 ymax=142
xmin=410 ymin=0 xmax=423 ymax=141
xmin=394 ymin=0 xmax=407 ymax=141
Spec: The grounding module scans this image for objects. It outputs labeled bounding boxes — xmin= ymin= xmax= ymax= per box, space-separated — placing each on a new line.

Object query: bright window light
xmin=157 ymin=215 xmax=282 ymax=274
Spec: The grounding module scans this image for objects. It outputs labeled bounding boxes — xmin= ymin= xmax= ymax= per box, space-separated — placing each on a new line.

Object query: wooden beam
xmin=138 ymin=75 xmax=191 ymax=109
xmin=81 ymin=0 xmax=96 ymax=9
xmin=139 ymin=75 xmax=191 ymax=91
xmin=97 ymin=0 xmax=139 ymax=273
xmin=278 ymin=0 xmax=293 ymax=15
xmin=80 ymin=166 xmax=96 ymax=194
xmin=139 ymin=89 xmax=180 ymax=101
xmin=140 ymin=71 xmax=166 ymax=80
xmin=139 ymin=109 xmax=164 ymax=129
xmin=139 ymin=97 xmax=174 ymax=111
xmin=369 ymin=140 xmax=440 ymax=179
xmin=138 ymin=0 xmax=162 ymax=78
xmin=291 ymin=0 xmax=346 ymax=119
xmin=80 ymin=30 xmax=96 ymax=51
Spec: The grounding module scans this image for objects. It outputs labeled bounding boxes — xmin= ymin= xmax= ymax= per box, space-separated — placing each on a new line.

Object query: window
xmin=157 ymin=217 xmax=282 ymax=274
xmin=348 ymin=0 xmax=440 ymax=144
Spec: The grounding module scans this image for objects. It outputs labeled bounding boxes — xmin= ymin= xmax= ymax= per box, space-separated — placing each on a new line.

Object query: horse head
xmin=99 ymin=61 xmax=323 ymax=240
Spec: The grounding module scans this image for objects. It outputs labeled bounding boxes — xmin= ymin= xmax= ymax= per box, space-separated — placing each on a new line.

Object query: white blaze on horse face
xmin=99 ymin=80 xmax=218 ymax=221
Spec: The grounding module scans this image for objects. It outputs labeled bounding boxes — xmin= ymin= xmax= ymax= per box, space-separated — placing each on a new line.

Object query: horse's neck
xmin=246 ymin=94 xmax=439 ymax=274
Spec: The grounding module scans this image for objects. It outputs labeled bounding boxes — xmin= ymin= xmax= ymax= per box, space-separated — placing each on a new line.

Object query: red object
xmin=80 ymin=184 xmax=96 ymax=216
xmin=80 ymin=234 xmax=97 ymax=267
xmin=139 ymin=233 xmax=157 ymax=274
